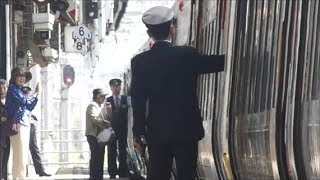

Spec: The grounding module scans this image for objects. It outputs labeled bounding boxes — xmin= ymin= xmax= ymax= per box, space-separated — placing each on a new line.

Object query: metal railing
xmin=28 ymin=129 xmax=90 ymax=168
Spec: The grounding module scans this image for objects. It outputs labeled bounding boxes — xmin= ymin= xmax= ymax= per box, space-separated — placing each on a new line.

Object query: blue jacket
xmin=5 ymin=84 xmax=38 ymax=126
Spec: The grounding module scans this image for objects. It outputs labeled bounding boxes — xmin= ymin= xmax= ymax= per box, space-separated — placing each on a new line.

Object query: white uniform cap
xmin=142 ymin=6 xmax=174 ymax=25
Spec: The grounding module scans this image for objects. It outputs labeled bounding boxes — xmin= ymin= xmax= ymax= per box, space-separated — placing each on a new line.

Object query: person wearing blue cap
xmin=106 ymin=78 xmax=129 ymax=178
xmin=130 ymin=6 xmax=225 ymax=180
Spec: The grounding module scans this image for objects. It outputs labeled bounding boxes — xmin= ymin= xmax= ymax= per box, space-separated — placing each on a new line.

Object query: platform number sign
xmin=72 ymin=39 xmax=86 ymax=53
xmin=76 ymin=41 xmax=83 ymax=50
xmin=73 ymin=25 xmax=92 ymax=40
xmin=72 ymin=25 xmax=92 ymax=54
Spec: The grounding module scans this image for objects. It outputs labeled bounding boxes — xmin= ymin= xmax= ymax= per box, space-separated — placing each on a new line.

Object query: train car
xmin=124 ymin=0 xmax=320 ymax=179
xmin=172 ymin=1 xmax=231 ymax=179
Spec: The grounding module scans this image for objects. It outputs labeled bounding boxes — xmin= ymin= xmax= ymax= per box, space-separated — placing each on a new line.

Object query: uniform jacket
xmin=130 ymin=41 xmax=225 ymax=145
xmin=85 ymin=101 xmax=112 ymax=137
xmin=107 ymin=95 xmax=128 ymax=138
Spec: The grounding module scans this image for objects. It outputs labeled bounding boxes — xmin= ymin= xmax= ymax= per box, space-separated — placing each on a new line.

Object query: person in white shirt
xmin=85 ymin=88 xmax=112 ymax=180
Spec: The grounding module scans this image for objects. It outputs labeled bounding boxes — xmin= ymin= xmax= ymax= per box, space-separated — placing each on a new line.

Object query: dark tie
xmin=115 ymin=96 xmax=120 ymax=112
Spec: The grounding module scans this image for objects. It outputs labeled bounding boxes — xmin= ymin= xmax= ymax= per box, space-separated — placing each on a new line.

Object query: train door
xmin=293 ymin=0 xmax=320 ymax=179
xmin=228 ymin=0 xmax=286 ymax=179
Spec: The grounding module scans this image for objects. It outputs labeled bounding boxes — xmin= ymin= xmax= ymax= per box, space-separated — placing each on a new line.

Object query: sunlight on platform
xmin=20 ymin=174 xmax=128 ymax=180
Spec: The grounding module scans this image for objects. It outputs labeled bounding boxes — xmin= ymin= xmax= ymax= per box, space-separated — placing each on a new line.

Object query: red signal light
xmin=63 ymin=65 xmax=75 ymax=87
xmin=66 ymin=77 xmax=72 ymax=83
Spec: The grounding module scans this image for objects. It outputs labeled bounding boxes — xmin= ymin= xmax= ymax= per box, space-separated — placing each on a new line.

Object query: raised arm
xmin=192 ymin=49 xmax=225 ymax=74
xmin=130 ymin=58 xmax=147 ymax=138
xmin=9 ymin=86 xmax=38 ymax=110
xmin=25 ymin=94 xmax=38 ymax=111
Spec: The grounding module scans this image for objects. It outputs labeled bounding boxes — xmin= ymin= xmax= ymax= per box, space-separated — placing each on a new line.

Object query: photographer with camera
xmin=85 ymin=88 xmax=112 ymax=180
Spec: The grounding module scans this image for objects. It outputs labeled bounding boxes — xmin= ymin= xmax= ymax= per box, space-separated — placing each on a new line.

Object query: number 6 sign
xmin=73 ymin=25 xmax=91 ymax=40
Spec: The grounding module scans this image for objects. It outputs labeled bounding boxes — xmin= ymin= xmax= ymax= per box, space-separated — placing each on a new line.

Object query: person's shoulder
xmin=86 ymin=102 xmax=93 ymax=109
xmin=162 ymin=45 xmax=198 ymax=57
xmin=87 ymin=101 xmax=97 ymax=110
xmin=7 ymin=84 xmax=20 ymax=97
xmin=174 ymin=45 xmax=197 ymax=52
xmin=131 ymin=51 xmax=150 ymax=64
xmin=131 ymin=52 xmax=146 ymax=61
xmin=7 ymin=84 xmax=16 ymax=90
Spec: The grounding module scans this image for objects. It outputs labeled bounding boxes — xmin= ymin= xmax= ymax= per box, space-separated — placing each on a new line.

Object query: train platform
xmin=8 ymin=167 xmax=129 ymax=180
xmin=24 ymin=175 xmax=127 ymax=180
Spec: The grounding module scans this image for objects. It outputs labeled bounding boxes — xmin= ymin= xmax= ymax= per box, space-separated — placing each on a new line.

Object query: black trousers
xmin=87 ymin=135 xmax=105 ymax=180
xmin=0 ymin=136 xmax=10 ymax=180
xmin=107 ymin=134 xmax=128 ymax=178
xmin=29 ymin=123 xmax=45 ymax=175
xmin=147 ymin=142 xmax=198 ymax=180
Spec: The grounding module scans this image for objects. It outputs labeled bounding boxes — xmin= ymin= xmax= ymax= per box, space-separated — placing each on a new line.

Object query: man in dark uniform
xmin=0 ymin=79 xmax=10 ymax=180
xmin=21 ymin=86 xmax=51 ymax=177
xmin=106 ymin=79 xmax=129 ymax=178
xmin=130 ymin=6 xmax=225 ymax=180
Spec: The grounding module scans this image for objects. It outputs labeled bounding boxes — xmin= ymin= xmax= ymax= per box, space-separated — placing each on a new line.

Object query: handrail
xmin=40 ymin=140 xmax=87 ymax=143
xmin=40 ymin=151 xmax=90 ymax=154
xmin=37 ymin=129 xmax=85 ymax=132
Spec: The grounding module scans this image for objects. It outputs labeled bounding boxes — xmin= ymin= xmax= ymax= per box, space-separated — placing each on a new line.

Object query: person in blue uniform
xmin=106 ymin=79 xmax=129 ymax=178
xmin=130 ymin=6 xmax=225 ymax=180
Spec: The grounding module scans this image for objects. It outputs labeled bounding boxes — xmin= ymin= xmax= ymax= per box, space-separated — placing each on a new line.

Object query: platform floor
xmin=24 ymin=174 xmax=128 ymax=180
xmin=7 ymin=167 xmax=130 ymax=180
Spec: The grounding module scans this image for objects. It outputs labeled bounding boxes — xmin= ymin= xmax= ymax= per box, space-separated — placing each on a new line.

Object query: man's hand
xmin=133 ymin=135 xmax=147 ymax=154
xmin=105 ymin=102 xmax=112 ymax=116
xmin=103 ymin=120 xmax=111 ymax=127
xmin=105 ymin=102 xmax=112 ymax=112
xmin=134 ymin=138 xmax=143 ymax=153
xmin=12 ymin=123 xmax=17 ymax=131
